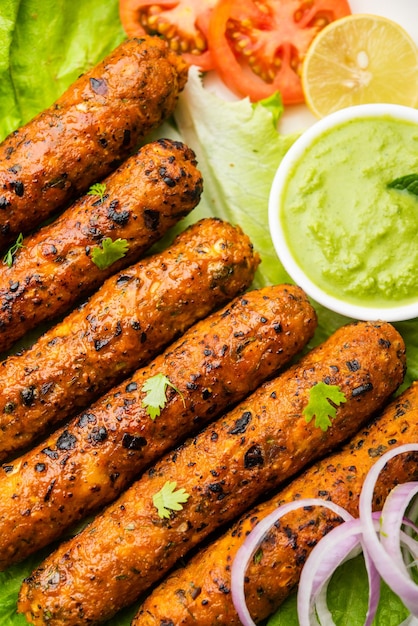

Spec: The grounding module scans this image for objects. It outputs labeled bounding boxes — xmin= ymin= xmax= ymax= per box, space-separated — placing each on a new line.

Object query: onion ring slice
xmin=231 ymin=443 xmax=418 ymax=625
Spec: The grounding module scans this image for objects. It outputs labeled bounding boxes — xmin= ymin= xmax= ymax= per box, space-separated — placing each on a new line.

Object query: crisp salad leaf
xmin=0 ymin=2 xmax=417 ymax=625
xmin=0 ymin=560 xmax=30 ymax=625
xmin=0 ymin=0 xmax=125 ymax=141
xmin=253 ymin=91 xmax=284 ymax=128
xmin=267 ymin=554 xmax=410 ymax=626
xmin=170 ymin=67 xmax=298 ymax=290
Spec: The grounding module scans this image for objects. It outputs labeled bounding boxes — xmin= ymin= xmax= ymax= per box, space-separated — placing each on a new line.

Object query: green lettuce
xmin=268 ymin=555 xmax=409 ymax=626
xmin=172 ymin=67 xmax=297 ymax=290
xmin=0 ymin=0 xmax=125 ymax=140
xmin=0 ymin=551 xmax=138 ymax=625
xmin=0 ymin=1 xmax=417 ymax=625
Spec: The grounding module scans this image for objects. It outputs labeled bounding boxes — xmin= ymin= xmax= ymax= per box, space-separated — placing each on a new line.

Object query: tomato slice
xmin=207 ymin=0 xmax=352 ymax=103
xmin=119 ymin=0 xmax=218 ymax=70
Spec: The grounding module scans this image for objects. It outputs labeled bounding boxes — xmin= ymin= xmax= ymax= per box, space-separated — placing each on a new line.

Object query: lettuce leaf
xmin=0 ymin=560 xmax=30 ymax=625
xmin=0 ymin=0 xmax=125 ymax=140
xmin=172 ymin=67 xmax=297 ymax=290
xmin=268 ymin=555 xmax=409 ymax=626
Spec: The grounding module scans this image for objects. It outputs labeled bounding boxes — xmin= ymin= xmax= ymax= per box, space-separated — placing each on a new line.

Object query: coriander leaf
xmin=3 ymin=233 xmax=23 ymax=267
xmin=87 ymin=182 xmax=107 ymax=202
xmin=387 ymin=173 xmax=418 ymax=196
xmin=91 ymin=237 xmax=129 ymax=270
xmin=153 ymin=480 xmax=190 ymax=519
xmin=142 ymin=373 xmax=184 ymax=420
xmin=303 ymin=382 xmax=347 ymax=432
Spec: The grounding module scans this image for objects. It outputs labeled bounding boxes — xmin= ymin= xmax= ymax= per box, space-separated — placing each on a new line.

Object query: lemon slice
xmin=302 ymin=14 xmax=418 ymax=118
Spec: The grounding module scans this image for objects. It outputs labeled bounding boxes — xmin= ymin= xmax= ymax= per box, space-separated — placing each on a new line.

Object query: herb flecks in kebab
xmin=18 ymin=320 xmax=405 ymax=625
xmin=0 ymin=139 xmax=202 ymax=352
xmin=0 ymin=284 xmax=316 ymax=569
xmin=0 ymin=217 xmax=259 ymax=462
xmin=133 ymin=382 xmax=418 ymax=626
xmin=0 ymin=35 xmax=188 ymax=247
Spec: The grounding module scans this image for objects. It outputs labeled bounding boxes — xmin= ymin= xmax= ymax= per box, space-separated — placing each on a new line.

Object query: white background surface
xmin=203 ymin=1 xmax=418 ymax=132
xmin=278 ymin=0 xmax=418 ymax=133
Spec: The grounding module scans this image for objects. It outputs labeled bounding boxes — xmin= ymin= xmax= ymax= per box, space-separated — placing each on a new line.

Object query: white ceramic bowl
xmin=268 ymin=103 xmax=418 ymax=322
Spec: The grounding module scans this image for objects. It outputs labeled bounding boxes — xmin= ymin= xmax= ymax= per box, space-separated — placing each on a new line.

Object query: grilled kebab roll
xmin=0 ymin=36 xmax=188 ymax=248
xmin=133 ymin=382 xmax=418 ymax=625
xmin=0 ymin=138 xmax=202 ymax=353
xmin=0 ymin=284 xmax=317 ymax=569
xmin=18 ymin=321 xmax=406 ymax=625
xmin=0 ymin=217 xmax=259 ymax=462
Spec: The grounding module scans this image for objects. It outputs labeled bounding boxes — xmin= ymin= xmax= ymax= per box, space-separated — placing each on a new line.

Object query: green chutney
xmin=280 ymin=116 xmax=418 ymax=308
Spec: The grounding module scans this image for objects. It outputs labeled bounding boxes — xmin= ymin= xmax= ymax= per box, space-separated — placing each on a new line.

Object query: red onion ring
xmin=380 ymin=483 xmax=418 ymax=570
xmin=297 ymin=515 xmax=380 ymax=626
xmin=359 ymin=443 xmax=418 ymax=617
xmin=230 ymin=499 xmax=353 ymax=626
xmin=231 ymin=443 xmax=418 ymax=625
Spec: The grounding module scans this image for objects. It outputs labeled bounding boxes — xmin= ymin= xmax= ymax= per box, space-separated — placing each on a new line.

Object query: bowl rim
xmin=268 ymin=103 xmax=418 ymax=322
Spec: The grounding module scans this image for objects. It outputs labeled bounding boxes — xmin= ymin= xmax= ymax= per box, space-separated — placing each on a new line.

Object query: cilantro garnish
xmin=91 ymin=237 xmax=129 ymax=270
xmin=303 ymin=382 xmax=347 ymax=432
xmin=3 ymin=233 xmax=24 ymax=267
xmin=87 ymin=182 xmax=107 ymax=202
xmin=153 ymin=480 xmax=190 ymax=519
xmin=142 ymin=373 xmax=185 ymax=420
xmin=387 ymin=173 xmax=418 ymax=196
